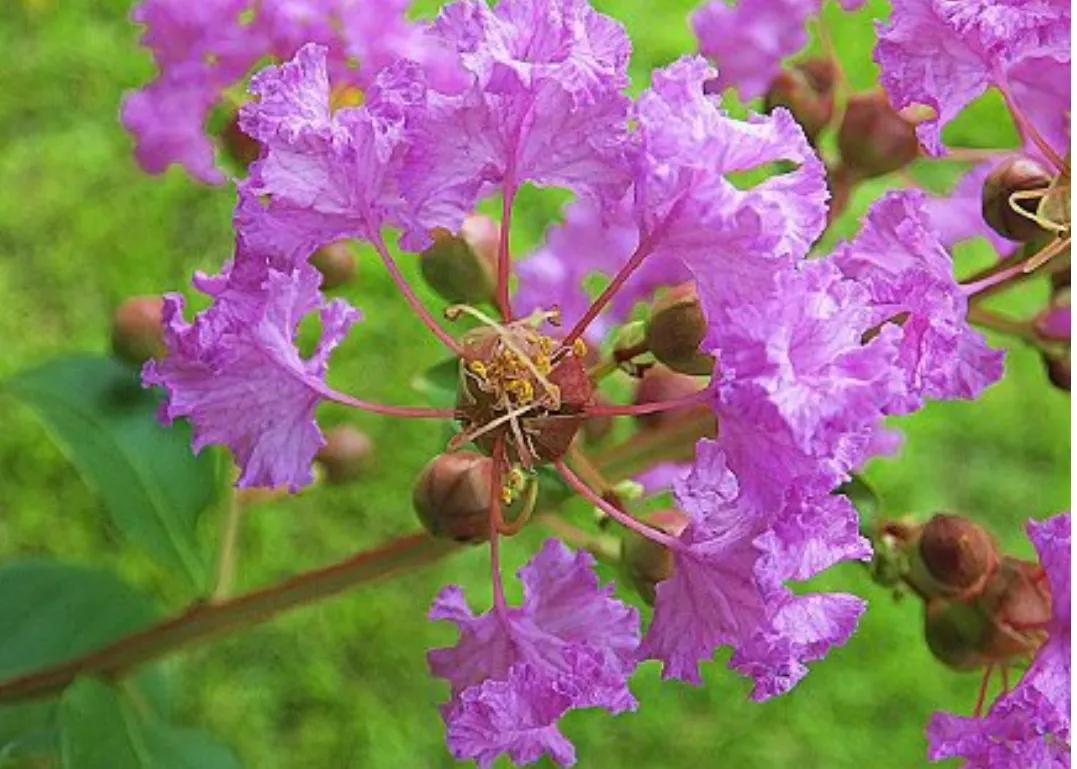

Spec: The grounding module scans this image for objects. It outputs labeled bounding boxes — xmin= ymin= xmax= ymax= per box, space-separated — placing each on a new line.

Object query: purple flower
xmin=429 ymin=539 xmax=639 ymax=767
xmin=633 ymin=56 xmax=829 ymax=311
xmin=927 ymin=513 xmax=1070 ymax=767
xmin=142 ymin=246 xmax=358 ymax=491
xmin=123 ymin=0 xmax=449 ymax=183
xmin=640 ymin=440 xmax=870 ymax=693
xmin=235 ymin=44 xmax=425 ymax=267
xmin=833 ymin=190 xmax=1004 ymax=408
xmin=692 ymin=0 xmax=818 ymax=99
xmin=875 ymin=0 xmax=1071 ymax=156
xmin=398 ymin=0 xmax=634 ymax=248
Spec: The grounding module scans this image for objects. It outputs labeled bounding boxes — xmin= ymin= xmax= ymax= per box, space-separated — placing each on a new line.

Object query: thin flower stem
xmin=488 ymin=438 xmax=509 ymax=614
xmin=554 ymin=460 xmax=683 ymax=550
xmin=0 ymin=533 xmax=459 ymax=705
xmin=326 ymin=389 xmax=456 ymax=419
xmin=496 ymin=184 xmax=517 ymax=322
xmin=560 ymin=238 xmax=656 ymax=350
xmin=584 ymin=388 xmax=710 ymax=418
xmin=370 ymin=232 xmax=463 ymax=354
xmin=997 ymin=81 xmax=1067 ymax=174
xmin=973 ymin=664 xmax=995 ymax=717
xmin=566 ymin=444 xmax=619 ymax=502
xmin=962 ymin=237 xmax=1069 ymax=298
xmin=211 ymin=489 xmax=245 ymax=603
xmin=592 ymin=413 xmax=715 ymax=482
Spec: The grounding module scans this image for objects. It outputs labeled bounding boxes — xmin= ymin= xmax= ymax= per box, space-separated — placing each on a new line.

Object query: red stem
xmin=997 ymin=81 xmax=1067 ymax=174
xmin=554 ymin=460 xmax=683 ymax=550
xmin=326 ymin=389 xmax=456 ymax=419
xmin=488 ymin=438 xmax=508 ymax=613
xmin=496 ymin=183 xmax=517 ymax=322
xmin=370 ymin=232 xmax=463 ymax=354
xmin=560 ymin=238 xmax=655 ymax=349
xmin=584 ymin=388 xmax=710 ymax=418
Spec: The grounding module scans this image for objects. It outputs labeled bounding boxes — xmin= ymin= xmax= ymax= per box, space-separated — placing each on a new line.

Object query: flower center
xmin=450 ymin=309 xmax=594 ymax=467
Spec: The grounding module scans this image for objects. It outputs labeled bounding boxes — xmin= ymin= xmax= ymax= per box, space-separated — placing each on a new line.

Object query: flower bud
xmin=633 ymin=364 xmax=709 ymax=429
xmin=982 ymin=157 xmax=1053 ymax=242
xmin=420 ymin=216 xmax=498 ymax=304
xmin=645 ymin=282 xmax=713 ymax=376
xmin=621 ymin=509 xmax=688 ymax=605
xmin=315 ymin=425 xmax=373 ymax=484
xmin=111 ymin=295 xmax=166 ymax=365
xmin=413 ymin=451 xmax=493 ymax=543
xmin=310 ymin=241 xmax=357 ymax=290
xmin=764 ymin=58 xmax=837 ymax=141
xmin=916 ymin=513 xmax=999 ymax=597
xmin=1034 ymin=299 xmax=1070 ymax=343
xmin=220 ymin=113 xmax=260 ymax=170
xmin=837 ymin=91 xmax=919 ymax=178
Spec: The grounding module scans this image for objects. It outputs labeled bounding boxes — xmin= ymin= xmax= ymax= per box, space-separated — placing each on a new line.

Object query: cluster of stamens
xmin=447 ymin=306 xmax=594 ymax=469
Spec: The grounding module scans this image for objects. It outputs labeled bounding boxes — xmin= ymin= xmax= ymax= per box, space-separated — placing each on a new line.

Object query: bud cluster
xmin=879 ymin=513 xmax=1052 ymax=671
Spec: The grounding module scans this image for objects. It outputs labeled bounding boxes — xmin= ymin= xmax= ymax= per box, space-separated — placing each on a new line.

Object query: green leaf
xmin=410 ymin=357 xmax=460 ymax=408
xmin=60 ymin=678 xmax=239 ymax=769
xmin=4 ymin=354 xmax=218 ymax=586
xmin=837 ymin=474 xmax=882 ymax=523
xmin=0 ymin=561 xmax=166 ymax=759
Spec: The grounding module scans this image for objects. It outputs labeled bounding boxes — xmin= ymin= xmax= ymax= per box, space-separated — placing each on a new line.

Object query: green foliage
xmin=60 ymin=678 xmax=238 ymax=769
xmin=4 ymin=355 xmax=219 ymax=587
xmin=0 ymin=560 xmax=164 ymax=761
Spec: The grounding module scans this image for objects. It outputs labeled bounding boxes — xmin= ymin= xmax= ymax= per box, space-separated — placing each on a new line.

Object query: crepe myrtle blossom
xmin=927 ymin=513 xmax=1070 ymax=767
xmin=691 ymin=0 xmax=865 ymax=100
xmin=122 ymin=0 xmax=460 ymax=184
xmin=141 ymin=0 xmax=1021 ymax=765
xmin=875 ymin=0 xmax=1070 ymax=162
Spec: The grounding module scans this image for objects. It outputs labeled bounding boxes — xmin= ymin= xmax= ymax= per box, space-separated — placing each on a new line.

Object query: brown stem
xmin=0 ymin=534 xmax=459 ymax=705
xmin=967 ymin=306 xmax=1041 ymax=344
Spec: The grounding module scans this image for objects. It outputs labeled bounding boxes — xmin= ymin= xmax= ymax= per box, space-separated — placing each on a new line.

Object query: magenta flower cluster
xmin=129 ymin=0 xmax=1070 ymax=766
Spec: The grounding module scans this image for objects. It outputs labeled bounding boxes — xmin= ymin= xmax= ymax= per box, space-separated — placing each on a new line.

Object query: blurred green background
xmin=0 ymin=0 xmax=1069 ymax=767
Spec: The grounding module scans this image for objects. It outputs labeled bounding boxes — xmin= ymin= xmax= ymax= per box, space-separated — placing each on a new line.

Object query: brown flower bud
xmin=220 ymin=113 xmax=260 ymax=170
xmin=621 ymin=509 xmax=688 ymax=605
xmin=837 ymin=91 xmax=919 ymax=178
xmin=633 ymin=364 xmax=710 ymax=429
xmin=310 ymin=241 xmax=358 ymax=289
xmin=646 ymin=282 xmax=713 ymax=376
xmin=413 ymin=452 xmax=493 ymax=543
xmin=982 ymin=157 xmax=1053 ymax=242
xmin=111 ymin=295 xmax=166 ymax=365
xmin=420 ymin=216 xmax=498 ymax=305
xmin=917 ymin=514 xmax=999 ymax=597
xmin=315 ymin=425 xmax=373 ymax=484
xmin=764 ymin=58 xmax=837 ymax=141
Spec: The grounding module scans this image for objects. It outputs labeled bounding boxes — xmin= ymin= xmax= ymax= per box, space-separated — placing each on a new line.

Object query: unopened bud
xmin=837 ymin=91 xmax=919 ymax=178
xmin=621 ymin=509 xmax=688 ymax=605
xmin=420 ymin=216 xmax=498 ymax=304
xmin=916 ymin=514 xmax=999 ymax=597
xmin=111 ymin=295 xmax=166 ymax=365
xmin=1035 ymin=300 xmax=1070 ymax=343
xmin=413 ymin=452 xmax=493 ymax=542
xmin=646 ymin=282 xmax=713 ymax=376
xmin=315 ymin=425 xmax=373 ymax=484
xmin=764 ymin=58 xmax=837 ymax=141
xmin=310 ymin=241 xmax=357 ymax=290
xmin=633 ymin=364 xmax=709 ymax=429
xmin=982 ymin=157 xmax=1053 ymax=242
xmin=220 ymin=113 xmax=260 ymax=170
